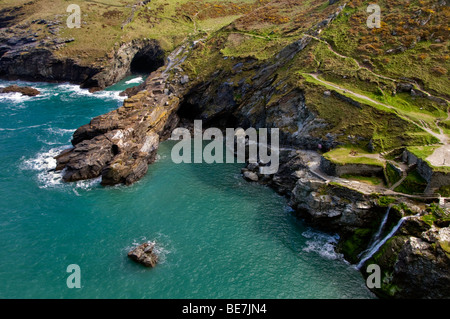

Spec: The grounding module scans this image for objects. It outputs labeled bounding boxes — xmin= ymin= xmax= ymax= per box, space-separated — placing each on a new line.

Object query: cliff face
xmin=0 ymin=26 xmax=164 ymax=91
xmin=80 ymin=39 xmax=165 ymax=91
xmin=0 ymin=37 xmax=99 ymax=84
xmin=178 ymin=37 xmax=333 ymax=150
xmin=367 ymin=216 xmax=450 ymax=298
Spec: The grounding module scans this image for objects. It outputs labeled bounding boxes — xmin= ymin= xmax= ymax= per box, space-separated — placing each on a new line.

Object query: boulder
xmin=0 ymin=84 xmax=40 ymax=96
xmin=127 ymin=242 xmax=158 ymax=267
xmin=243 ymin=171 xmax=259 ymax=182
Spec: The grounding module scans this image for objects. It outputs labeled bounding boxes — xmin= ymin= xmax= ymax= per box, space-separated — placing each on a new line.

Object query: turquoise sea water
xmin=0 ymin=77 xmax=374 ymax=299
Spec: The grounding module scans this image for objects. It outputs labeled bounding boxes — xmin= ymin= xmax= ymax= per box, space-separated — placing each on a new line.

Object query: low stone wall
xmin=402 ymin=150 xmax=450 ymax=191
xmin=320 ymin=156 xmax=384 ymax=177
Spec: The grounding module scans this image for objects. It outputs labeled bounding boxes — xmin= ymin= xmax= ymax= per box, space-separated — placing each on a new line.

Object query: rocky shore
xmin=54 ymin=69 xmax=181 ymax=185
xmin=241 ymin=150 xmax=450 ymax=298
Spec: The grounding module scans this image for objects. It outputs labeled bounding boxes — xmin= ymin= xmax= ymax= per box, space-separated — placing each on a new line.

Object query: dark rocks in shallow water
xmin=128 ymin=242 xmax=158 ymax=268
xmin=55 ymin=70 xmax=181 ymax=186
xmin=243 ymin=170 xmax=259 ymax=182
xmin=0 ymin=84 xmax=40 ymax=96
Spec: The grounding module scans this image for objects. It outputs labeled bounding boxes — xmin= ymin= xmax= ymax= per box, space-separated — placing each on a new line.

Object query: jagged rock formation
xmin=128 ymin=242 xmax=158 ymax=268
xmin=0 ymin=15 xmax=164 ymax=91
xmin=366 ymin=218 xmax=450 ymax=298
xmin=55 ymin=70 xmax=181 ymax=185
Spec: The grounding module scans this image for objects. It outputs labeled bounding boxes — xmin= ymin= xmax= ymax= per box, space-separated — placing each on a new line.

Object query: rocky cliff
xmin=0 ymin=25 xmax=164 ymax=91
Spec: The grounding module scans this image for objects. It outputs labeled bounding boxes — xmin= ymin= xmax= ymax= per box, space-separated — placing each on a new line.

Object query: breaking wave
xmin=21 ymin=146 xmax=101 ymax=191
xmin=301 ymin=229 xmax=343 ymax=260
xmin=55 ymin=83 xmax=126 ymax=101
xmin=125 ymin=76 xmax=144 ymax=84
xmin=126 ymin=233 xmax=174 ymax=265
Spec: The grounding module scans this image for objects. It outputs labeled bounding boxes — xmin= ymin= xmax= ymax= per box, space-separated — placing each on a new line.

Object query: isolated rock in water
xmin=243 ymin=171 xmax=259 ymax=182
xmin=0 ymin=85 xmax=40 ymax=96
xmin=127 ymin=242 xmax=158 ymax=267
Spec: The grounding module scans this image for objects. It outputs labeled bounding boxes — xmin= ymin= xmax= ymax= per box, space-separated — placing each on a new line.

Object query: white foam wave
xmin=74 ymin=176 xmax=102 ymax=190
xmin=0 ymin=81 xmax=126 ymax=110
xmin=302 ymin=229 xmax=342 ymax=260
xmin=56 ymin=83 xmax=86 ymax=93
xmin=154 ymin=154 xmax=168 ymax=162
xmin=0 ymin=82 xmax=55 ymax=103
xmin=21 ymin=146 xmax=101 ymax=190
xmin=0 ymin=124 xmax=47 ymax=132
xmin=45 ymin=127 xmax=75 ymax=136
xmin=0 ymin=92 xmax=33 ymax=104
xmin=125 ymin=76 xmax=144 ymax=84
xmin=37 ymin=127 xmax=74 ymax=145
xmin=21 ymin=146 xmax=67 ymax=188
xmin=55 ymin=83 xmax=126 ymax=101
xmin=92 ymin=90 xmax=126 ymax=101
xmin=127 ymin=234 xmax=173 ymax=265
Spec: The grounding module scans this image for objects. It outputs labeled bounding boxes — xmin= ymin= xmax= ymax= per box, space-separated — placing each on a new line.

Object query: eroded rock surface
xmin=128 ymin=242 xmax=158 ymax=268
xmin=55 ymin=70 xmax=181 ymax=185
xmin=0 ymin=84 xmax=40 ymax=96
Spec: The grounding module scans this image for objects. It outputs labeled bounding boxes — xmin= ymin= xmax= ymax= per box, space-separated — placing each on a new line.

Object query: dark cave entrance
xmin=130 ymin=45 xmax=165 ymax=75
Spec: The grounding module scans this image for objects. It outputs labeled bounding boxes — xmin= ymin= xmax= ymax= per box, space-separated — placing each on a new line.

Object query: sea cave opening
xmin=130 ymin=45 xmax=165 ymax=75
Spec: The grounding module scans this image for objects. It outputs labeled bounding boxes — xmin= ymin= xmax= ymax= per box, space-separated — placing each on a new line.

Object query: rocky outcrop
xmin=367 ymin=218 xmax=450 ymax=299
xmin=53 ymin=38 xmax=193 ymax=186
xmin=81 ymin=39 xmax=164 ymax=91
xmin=128 ymin=242 xmax=158 ymax=267
xmin=0 ymin=84 xmax=40 ymax=96
xmin=290 ymin=171 xmax=379 ymax=234
xmin=0 ymin=18 xmax=164 ymax=91
xmin=55 ymin=70 xmax=181 ymax=185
